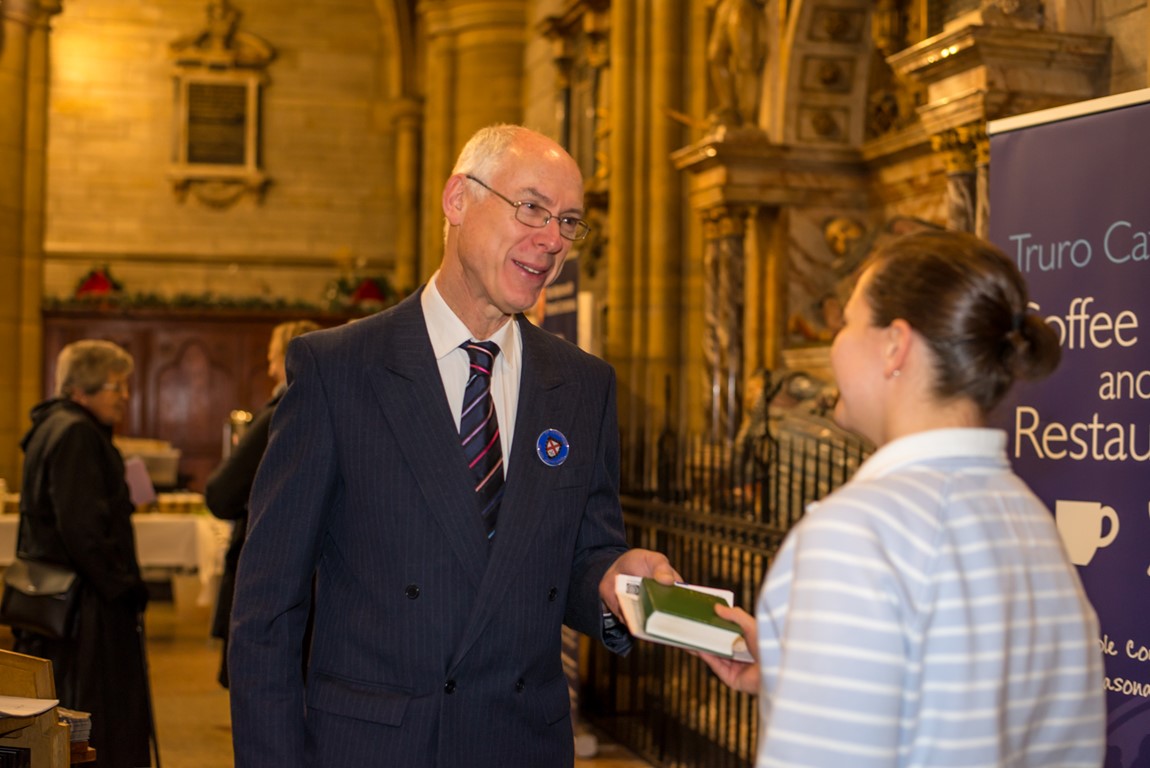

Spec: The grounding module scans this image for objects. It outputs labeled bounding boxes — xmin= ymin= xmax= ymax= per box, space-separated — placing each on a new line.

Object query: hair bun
xmin=1005 ymin=311 xmax=1060 ymax=381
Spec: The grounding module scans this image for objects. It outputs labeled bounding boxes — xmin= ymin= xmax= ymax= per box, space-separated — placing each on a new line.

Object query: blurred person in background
xmin=15 ymin=339 xmax=153 ymax=768
xmin=205 ymin=319 xmax=319 ymax=688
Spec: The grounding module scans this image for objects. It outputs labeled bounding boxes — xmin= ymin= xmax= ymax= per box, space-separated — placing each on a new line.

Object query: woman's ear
xmin=884 ymin=318 xmax=913 ymax=378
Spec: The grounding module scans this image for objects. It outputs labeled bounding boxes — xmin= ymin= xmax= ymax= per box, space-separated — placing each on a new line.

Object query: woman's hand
xmin=697 ymin=603 xmax=761 ymax=695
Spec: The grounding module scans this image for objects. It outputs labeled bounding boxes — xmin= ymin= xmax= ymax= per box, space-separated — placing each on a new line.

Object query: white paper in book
xmin=614 ymin=574 xmax=754 ymax=662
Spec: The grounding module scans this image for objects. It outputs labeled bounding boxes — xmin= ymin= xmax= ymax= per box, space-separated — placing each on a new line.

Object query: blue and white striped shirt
xmin=755 ymin=428 xmax=1105 ymax=767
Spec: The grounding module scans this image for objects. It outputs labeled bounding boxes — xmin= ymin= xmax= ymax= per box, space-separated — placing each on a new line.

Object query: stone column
xmin=605 ymin=0 xmax=636 ymax=387
xmin=538 ymin=21 xmax=573 ymax=149
xmin=931 ymin=126 xmax=978 ymax=233
xmin=974 ymin=125 xmax=990 ymax=240
xmin=636 ymin=0 xmax=685 ymax=436
xmin=0 ymin=0 xmax=56 ymax=489
xmin=417 ymin=0 xmax=528 ymax=283
xmin=744 ymin=205 xmax=779 ymax=377
xmin=418 ymin=1 xmax=457 ymax=284
xmin=702 ymin=206 xmax=747 ymax=441
xmin=391 ymin=98 xmax=422 ymax=294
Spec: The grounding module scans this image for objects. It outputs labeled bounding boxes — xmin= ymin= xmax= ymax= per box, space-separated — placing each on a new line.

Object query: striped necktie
xmin=460 ymin=341 xmax=504 ymax=540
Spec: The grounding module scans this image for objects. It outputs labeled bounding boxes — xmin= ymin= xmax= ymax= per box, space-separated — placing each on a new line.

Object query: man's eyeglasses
xmin=466 ymin=175 xmax=591 ymax=242
xmin=99 ymin=381 xmax=130 ymax=395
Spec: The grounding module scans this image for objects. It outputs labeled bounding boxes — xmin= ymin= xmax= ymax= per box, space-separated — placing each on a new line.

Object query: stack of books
xmin=58 ymin=708 xmax=96 ymax=763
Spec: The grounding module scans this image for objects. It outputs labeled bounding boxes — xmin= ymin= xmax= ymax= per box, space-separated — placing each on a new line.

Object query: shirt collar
xmin=422 ymin=271 xmax=520 ymax=363
xmin=852 ymin=428 xmax=1008 ymax=482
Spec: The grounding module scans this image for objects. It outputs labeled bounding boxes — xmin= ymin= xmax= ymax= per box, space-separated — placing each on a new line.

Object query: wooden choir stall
xmin=0 ymin=649 xmax=72 ymax=767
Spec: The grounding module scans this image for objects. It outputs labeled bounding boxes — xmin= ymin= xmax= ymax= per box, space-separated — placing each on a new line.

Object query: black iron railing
xmin=582 ymin=412 xmax=871 ymax=767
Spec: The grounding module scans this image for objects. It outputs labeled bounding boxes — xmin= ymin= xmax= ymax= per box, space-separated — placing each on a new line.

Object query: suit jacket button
xmin=444 ymin=679 xmax=456 ymax=694
xmin=515 ymin=678 xmax=525 ymax=693
xmin=404 ymin=584 xmax=420 ymax=599
xmin=548 ymin=587 xmax=558 ymax=601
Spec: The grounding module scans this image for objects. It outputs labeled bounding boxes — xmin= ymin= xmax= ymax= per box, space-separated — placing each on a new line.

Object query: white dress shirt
xmin=421 ymin=272 xmax=521 ymax=473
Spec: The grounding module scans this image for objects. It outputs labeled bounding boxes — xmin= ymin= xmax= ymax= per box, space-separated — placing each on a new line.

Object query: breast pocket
xmin=552 ymin=461 xmax=591 ymax=491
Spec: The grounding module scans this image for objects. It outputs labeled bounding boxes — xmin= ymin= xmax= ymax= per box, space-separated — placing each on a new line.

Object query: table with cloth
xmin=0 ymin=494 xmax=231 ymax=618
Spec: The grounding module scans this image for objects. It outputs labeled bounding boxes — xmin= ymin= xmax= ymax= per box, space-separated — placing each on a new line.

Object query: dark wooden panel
xmin=42 ymin=309 xmax=344 ymax=492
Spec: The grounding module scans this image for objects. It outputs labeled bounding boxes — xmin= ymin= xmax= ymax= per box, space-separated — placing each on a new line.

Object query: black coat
xmin=205 ymin=390 xmax=281 ymax=641
xmin=15 ymin=398 xmax=151 ymax=768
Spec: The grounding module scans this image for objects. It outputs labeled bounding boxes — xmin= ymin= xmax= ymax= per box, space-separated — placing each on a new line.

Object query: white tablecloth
xmin=0 ymin=513 xmax=232 ymax=606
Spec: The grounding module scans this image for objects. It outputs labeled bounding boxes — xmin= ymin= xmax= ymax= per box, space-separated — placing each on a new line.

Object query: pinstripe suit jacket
xmin=229 ymin=291 xmax=630 ymax=767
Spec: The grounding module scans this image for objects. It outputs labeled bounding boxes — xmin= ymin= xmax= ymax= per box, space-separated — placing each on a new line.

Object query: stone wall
xmin=42 ymin=0 xmax=396 ymax=306
xmin=1100 ymin=0 xmax=1149 ymax=94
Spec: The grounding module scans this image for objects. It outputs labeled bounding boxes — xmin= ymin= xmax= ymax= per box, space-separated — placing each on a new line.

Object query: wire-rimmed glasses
xmin=466 ymin=175 xmax=591 ymax=242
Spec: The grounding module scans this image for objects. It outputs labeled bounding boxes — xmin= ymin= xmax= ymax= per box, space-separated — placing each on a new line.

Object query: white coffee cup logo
xmin=1055 ymin=500 xmax=1119 ymax=566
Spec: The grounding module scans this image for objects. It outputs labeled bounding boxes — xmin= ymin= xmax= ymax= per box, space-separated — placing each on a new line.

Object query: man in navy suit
xmin=228 ymin=124 xmax=679 ymax=767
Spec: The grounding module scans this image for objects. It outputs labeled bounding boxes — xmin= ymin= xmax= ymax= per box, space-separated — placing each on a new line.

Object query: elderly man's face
xmin=440 ymin=133 xmax=585 ymax=336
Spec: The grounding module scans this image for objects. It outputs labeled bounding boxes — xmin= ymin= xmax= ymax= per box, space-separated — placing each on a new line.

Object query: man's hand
xmin=598 ymin=548 xmax=681 ymax=616
xmin=696 ymin=604 xmax=760 ymax=694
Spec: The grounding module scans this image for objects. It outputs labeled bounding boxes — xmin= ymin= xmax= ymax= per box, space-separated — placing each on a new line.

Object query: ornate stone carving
xmin=168 ymin=0 xmax=276 ymax=208
xmin=707 ymin=0 xmax=769 ymax=129
xmin=702 ymin=205 xmax=749 ymax=439
xmin=931 ymin=127 xmax=978 ymax=232
xmin=889 ymin=24 xmax=1110 ymax=133
xmin=979 ymin=0 xmax=1044 ymax=29
xmin=787 ymin=214 xmax=865 ymax=347
xmin=540 ymin=2 xmax=612 ymax=191
xmin=812 ymin=7 xmax=866 ymax=43
xmin=871 ymin=0 xmax=903 ymax=57
xmin=1 ymin=0 xmax=61 ymax=24
xmin=170 ymin=0 xmax=274 ymax=69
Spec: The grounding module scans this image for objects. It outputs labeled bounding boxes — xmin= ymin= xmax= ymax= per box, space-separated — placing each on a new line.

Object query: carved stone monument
xmin=707 ymin=0 xmax=768 ymax=130
xmin=169 ymin=0 xmax=275 ymax=207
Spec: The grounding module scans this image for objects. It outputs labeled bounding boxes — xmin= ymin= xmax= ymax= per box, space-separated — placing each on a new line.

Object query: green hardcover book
xmin=639 ymin=577 xmax=746 ymax=657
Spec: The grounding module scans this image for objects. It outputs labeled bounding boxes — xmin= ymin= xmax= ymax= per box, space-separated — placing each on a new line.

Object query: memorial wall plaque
xmin=168 ymin=1 xmax=275 ymax=205
xmin=187 ymin=82 xmax=248 ymax=165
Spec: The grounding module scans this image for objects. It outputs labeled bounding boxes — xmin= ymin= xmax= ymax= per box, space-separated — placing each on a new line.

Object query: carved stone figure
xmin=707 ymin=0 xmax=769 ymax=128
xmin=788 ymin=216 xmax=866 ymax=346
xmin=980 ymin=0 xmax=1044 ymax=28
xmin=205 ymin=0 xmax=241 ymax=51
xmin=171 ymin=0 xmax=275 ymax=69
xmin=823 ymin=215 xmax=865 ymax=275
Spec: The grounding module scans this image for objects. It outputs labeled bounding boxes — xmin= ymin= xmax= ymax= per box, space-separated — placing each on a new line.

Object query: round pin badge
xmin=536 ymin=428 xmax=570 ymax=467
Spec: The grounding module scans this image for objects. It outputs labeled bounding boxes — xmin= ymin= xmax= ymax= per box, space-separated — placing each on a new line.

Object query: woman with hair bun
xmin=703 ymin=230 xmax=1105 ymax=767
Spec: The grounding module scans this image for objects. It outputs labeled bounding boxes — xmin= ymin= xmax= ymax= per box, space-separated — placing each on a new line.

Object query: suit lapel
xmin=367 ymin=294 xmax=490 ymax=588
xmin=364 ymin=302 xmax=585 ymax=662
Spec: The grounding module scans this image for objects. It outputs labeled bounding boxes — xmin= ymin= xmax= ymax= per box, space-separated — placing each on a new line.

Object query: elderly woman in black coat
xmin=14 ymin=339 xmax=152 ymax=768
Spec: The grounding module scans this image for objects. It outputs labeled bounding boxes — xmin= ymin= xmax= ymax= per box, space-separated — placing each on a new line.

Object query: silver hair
xmin=56 ymin=340 xmax=134 ymax=397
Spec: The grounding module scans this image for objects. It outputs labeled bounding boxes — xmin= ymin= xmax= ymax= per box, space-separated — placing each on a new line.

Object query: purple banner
xmin=989 ymin=90 xmax=1150 ymax=765
xmin=540 ymin=257 xmax=579 ymax=343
